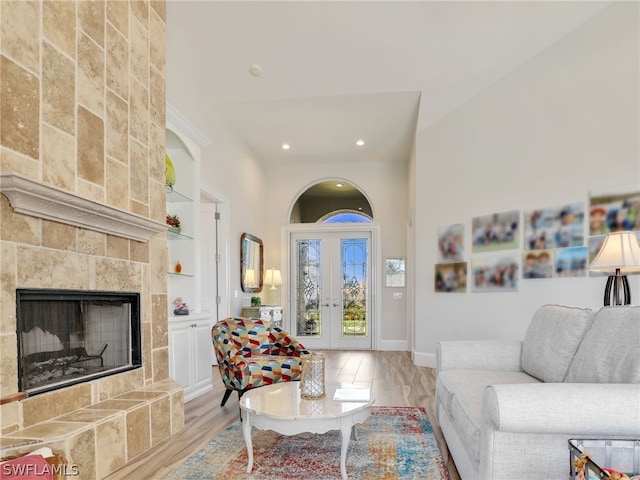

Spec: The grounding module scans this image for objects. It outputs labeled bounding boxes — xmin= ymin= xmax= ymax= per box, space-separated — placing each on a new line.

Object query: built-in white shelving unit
xmin=166 ymin=104 xmax=213 ymax=401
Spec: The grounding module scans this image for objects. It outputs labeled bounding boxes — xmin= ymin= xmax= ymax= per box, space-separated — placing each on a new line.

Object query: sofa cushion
xmin=437 ymin=369 xmax=540 ymax=464
xmin=244 ymin=354 xmax=304 ymax=387
xmin=521 ymin=304 xmax=595 ymax=382
xmin=565 ymin=305 xmax=640 ymax=383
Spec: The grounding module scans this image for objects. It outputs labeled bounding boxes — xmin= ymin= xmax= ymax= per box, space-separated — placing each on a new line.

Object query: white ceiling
xmin=166 ymin=1 xmax=610 ymax=167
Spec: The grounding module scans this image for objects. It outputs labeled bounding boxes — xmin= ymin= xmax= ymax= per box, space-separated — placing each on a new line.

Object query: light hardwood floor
xmin=111 ymin=350 xmax=461 ymax=479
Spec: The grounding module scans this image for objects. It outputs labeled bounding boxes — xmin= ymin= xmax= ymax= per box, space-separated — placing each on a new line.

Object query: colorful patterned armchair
xmin=211 ymin=317 xmax=310 ymax=406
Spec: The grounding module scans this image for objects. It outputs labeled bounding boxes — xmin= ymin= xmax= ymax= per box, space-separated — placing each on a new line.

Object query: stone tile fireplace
xmin=16 ymin=289 xmax=142 ymax=396
xmin=0 ymin=179 xmax=183 ymax=479
xmin=0 ymin=1 xmax=182 ymax=478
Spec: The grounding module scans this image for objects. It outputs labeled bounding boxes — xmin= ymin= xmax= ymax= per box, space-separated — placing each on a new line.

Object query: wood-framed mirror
xmin=241 ymin=233 xmax=264 ymax=293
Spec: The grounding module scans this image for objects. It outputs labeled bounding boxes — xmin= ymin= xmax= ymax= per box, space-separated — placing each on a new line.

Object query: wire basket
xmin=569 ymin=439 xmax=640 ymax=480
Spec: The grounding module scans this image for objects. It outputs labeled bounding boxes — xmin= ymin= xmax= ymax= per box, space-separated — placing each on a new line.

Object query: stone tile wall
xmin=0 ymin=1 xmax=177 ymax=478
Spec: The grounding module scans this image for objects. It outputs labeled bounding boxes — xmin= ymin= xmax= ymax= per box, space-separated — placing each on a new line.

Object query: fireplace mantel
xmin=0 ymin=172 xmax=166 ymax=242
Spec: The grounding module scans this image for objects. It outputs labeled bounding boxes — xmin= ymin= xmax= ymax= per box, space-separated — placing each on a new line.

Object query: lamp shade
xmin=244 ymin=268 xmax=256 ymax=287
xmin=264 ymin=268 xmax=282 ymax=286
xmin=589 ymin=231 xmax=640 ymax=274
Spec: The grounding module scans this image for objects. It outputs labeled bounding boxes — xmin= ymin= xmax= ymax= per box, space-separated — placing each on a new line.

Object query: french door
xmin=289 ymin=229 xmax=372 ymax=349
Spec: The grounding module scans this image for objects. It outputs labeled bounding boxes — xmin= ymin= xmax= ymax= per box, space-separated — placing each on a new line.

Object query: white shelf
xmin=167 ymin=230 xmax=194 ymax=240
xmin=165 ymin=106 xmax=214 ymax=403
xmin=166 ymin=186 xmax=193 ymax=203
xmin=168 ymin=312 xmax=211 ymax=321
xmin=165 ymin=122 xmax=198 ymax=314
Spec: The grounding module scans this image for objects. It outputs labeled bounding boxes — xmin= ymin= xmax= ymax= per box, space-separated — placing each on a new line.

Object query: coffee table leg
xmin=241 ymin=411 xmax=254 ymax=473
xmin=340 ymin=422 xmax=351 ymax=479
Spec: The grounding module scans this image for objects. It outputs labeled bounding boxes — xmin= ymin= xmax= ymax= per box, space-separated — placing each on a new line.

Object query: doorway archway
xmin=289 ymin=179 xmax=374 ymax=224
xmin=284 ymin=179 xmax=379 ymax=350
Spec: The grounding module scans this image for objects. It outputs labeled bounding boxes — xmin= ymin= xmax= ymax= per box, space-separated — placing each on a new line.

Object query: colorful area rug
xmin=165 ymin=406 xmax=450 ymax=479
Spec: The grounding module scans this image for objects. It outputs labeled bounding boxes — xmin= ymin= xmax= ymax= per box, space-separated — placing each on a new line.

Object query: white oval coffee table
xmin=239 ymin=382 xmax=374 ymax=480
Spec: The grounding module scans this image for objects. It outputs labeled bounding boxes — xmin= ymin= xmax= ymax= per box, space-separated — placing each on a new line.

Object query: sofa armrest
xmin=483 ymin=383 xmax=640 ymax=436
xmin=211 ymin=328 xmax=242 ymax=366
xmin=437 ymin=340 xmax=523 ymax=374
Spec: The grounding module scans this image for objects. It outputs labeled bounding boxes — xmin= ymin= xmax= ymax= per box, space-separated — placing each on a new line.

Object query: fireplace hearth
xmin=16 ymin=289 xmax=142 ymax=396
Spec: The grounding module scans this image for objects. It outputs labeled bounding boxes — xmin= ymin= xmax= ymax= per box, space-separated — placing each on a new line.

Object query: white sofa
xmin=436 ymin=304 xmax=640 ymax=480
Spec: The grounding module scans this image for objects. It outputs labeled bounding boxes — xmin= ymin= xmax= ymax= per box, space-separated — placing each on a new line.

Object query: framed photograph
xmin=437 ymin=223 xmax=465 ymax=262
xmin=588 ymin=235 xmax=606 ymax=271
xmin=471 ymin=253 xmax=519 ymax=292
xmin=589 ymin=184 xmax=640 ymax=235
xmin=555 ymin=246 xmax=588 ymax=278
xmin=472 ymin=210 xmax=520 ymax=252
xmin=385 ymin=258 xmax=405 ymax=287
xmin=435 ymin=262 xmax=467 ymax=293
xmin=523 ymin=202 xmax=585 ymax=250
xmin=522 ymin=249 xmax=554 ymax=279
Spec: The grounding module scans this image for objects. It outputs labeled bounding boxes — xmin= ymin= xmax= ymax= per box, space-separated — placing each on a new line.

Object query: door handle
xmin=333 ymin=303 xmax=340 ymax=307
xmin=321 ymin=303 xmax=330 ymax=307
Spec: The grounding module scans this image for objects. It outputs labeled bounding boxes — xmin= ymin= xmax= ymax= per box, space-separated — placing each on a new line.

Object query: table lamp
xmin=264 ymin=268 xmax=282 ymax=305
xmin=588 ymin=231 xmax=640 ymax=305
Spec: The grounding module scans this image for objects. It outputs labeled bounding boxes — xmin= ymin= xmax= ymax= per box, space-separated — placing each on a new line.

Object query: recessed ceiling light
xmin=249 ymin=64 xmax=262 ymax=77
xmin=336 ymin=183 xmax=344 ymax=188
xmin=356 ymin=140 xmax=365 ymax=146
xmin=282 ymin=144 xmax=290 ymax=150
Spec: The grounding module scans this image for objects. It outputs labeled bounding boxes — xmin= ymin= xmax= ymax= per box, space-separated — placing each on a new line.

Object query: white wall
xmin=162 ymin=86 xmax=411 ymax=337
xmin=164 ymin=104 xmax=271 ymax=316
xmin=413 ymin=2 xmax=640 ymax=366
xmin=200 ymin=114 xmax=272 ymax=315
xmin=165 ymin=1 xmax=410 ymax=331
xmin=266 ymin=159 xmax=409 ymax=348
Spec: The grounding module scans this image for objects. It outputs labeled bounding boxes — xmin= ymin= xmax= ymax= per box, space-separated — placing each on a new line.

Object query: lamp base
xmin=269 ymin=284 xmax=278 ymax=307
xmin=603 ymin=271 xmax=631 ymax=306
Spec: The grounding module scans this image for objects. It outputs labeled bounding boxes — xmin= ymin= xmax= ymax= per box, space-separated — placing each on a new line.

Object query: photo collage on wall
xmin=470 ymin=210 xmax=520 ymax=292
xmin=523 ymin=202 xmax=586 ymax=279
xmin=435 ymin=224 xmax=467 ymax=293
xmin=588 ymin=185 xmax=640 ymax=275
xmin=434 ymin=183 xmax=640 ymax=293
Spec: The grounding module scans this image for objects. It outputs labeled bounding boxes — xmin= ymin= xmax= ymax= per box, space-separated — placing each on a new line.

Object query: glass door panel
xmin=291 ymin=231 xmax=371 ymax=350
xmin=332 ymin=234 xmax=371 ymax=349
xmin=340 ymin=238 xmax=367 ymax=337
xmin=294 ymin=238 xmax=323 ymax=338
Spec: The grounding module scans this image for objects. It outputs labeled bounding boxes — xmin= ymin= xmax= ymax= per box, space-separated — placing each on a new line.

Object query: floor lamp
xmin=264 ymin=268 xmax=282 ymax=306
xmin=588 ymin=231 xmax=640 ymax=305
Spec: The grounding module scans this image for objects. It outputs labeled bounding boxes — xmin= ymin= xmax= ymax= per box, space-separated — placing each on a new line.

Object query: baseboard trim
xmin=413 ymin=351 xmax=437 ymax=368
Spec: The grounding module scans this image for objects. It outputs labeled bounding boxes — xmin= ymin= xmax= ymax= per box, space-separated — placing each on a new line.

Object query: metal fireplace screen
xmin=16 ymin=289 xmax=141 ymax=396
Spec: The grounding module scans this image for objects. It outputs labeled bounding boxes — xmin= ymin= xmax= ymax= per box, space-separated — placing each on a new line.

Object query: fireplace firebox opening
xmin=16 ymin=289 xmax=142 ymax=396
